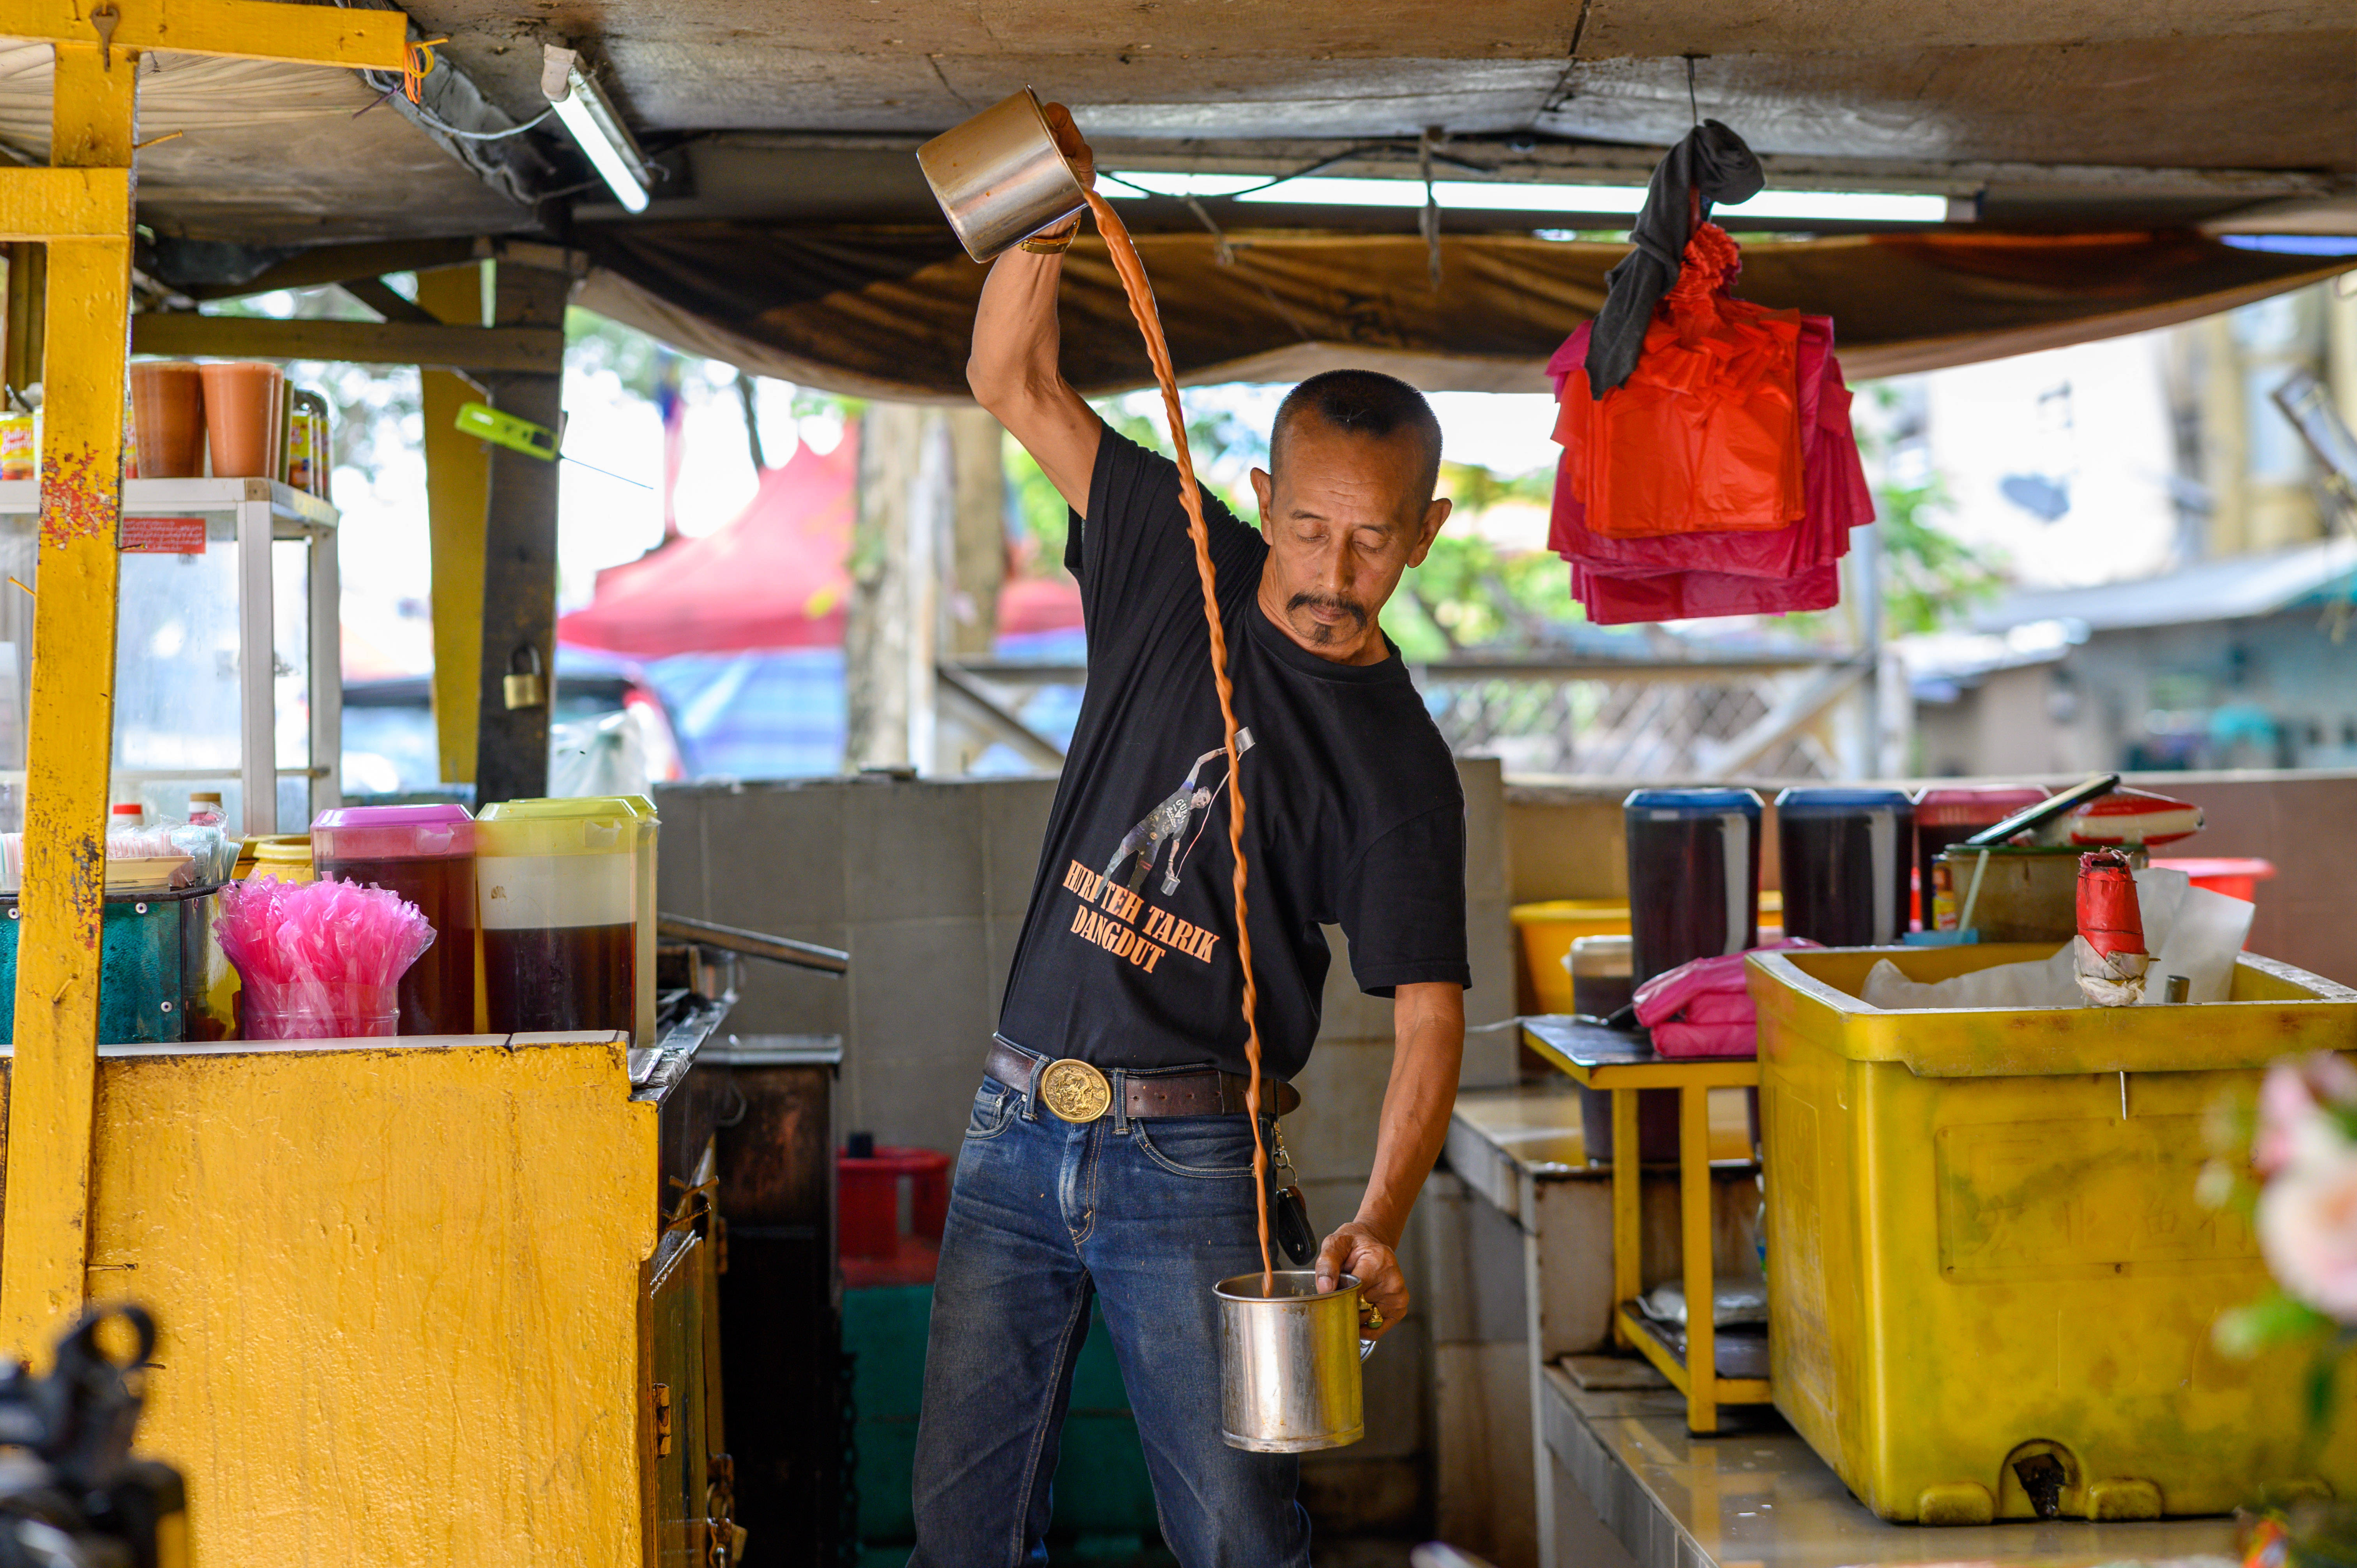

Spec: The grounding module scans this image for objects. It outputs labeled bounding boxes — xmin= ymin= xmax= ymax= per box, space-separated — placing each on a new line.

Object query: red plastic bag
xmin=1549 ymin=319 xmax=1872 ymax=583
xmin=1552 ymin=224 xmax=1804 ymax=539
xmin=1570 ymin=560 xmax=1841 ymax=625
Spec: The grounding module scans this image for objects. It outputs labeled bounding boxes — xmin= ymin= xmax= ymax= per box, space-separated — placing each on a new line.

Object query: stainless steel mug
xmin=1215 ymin=1270 xmax=1375 ymax=1453
xmin=915 ymin=87 xmax=1089 ymax=263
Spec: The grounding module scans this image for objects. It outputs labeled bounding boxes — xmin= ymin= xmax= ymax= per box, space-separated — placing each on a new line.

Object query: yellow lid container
xmin=1510 ymin=900 xmax=1630 ymax=1014
xmin=243 ymin=834 xmax=314 ymax=883
xmin=1749 ymin=943 xmax=2357 ymax=1521
xmin=475 ymin=797 xmax=656 ymax=1044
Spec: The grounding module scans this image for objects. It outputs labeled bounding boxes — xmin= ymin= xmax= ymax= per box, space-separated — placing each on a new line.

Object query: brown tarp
xmin=572 ymin=225 xmax=2350 ymax=401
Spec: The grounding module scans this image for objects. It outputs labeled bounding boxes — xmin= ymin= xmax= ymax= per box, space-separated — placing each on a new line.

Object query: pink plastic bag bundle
xmin=215 ymin=874 xmax=437 ymax=1039
xmin=1632 ymin=938 xmax=1818 ymax=1058
xmin=1546 ymin=244 xmax=1875 ymax=625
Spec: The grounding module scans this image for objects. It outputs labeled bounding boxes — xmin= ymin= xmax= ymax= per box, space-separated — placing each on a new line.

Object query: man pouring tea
xmin=909 ymin=103 xmax=1472 ymax=1567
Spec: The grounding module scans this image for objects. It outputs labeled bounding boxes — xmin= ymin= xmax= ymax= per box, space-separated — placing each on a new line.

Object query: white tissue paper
xmin=1862 ymin=943 xmax=2081 ymax=1009
xmin=1859 ymin=865 xmax=2254 ymax=1011
xmin=2133 ymin=867 xmax=2253 ymax=1004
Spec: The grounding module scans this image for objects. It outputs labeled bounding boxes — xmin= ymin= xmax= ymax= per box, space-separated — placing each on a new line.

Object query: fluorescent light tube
xmin=542 ymin=43 xmax=649 ymax=214
xmin=1106 ymin=170 xmax=1950 ymax=224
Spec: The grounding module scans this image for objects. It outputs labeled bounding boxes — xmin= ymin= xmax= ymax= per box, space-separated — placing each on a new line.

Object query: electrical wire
xmin=357 ymin=68 xmax=555 ymax=141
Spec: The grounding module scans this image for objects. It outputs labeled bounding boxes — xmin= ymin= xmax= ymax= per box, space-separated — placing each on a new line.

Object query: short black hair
xmin=1270 ymin=369 xmax=1444 ymax=503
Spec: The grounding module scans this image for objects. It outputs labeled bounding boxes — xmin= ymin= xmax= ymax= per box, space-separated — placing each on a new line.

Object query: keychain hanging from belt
xmin=1269 ymin=1122 xmax=1317 ymax=1265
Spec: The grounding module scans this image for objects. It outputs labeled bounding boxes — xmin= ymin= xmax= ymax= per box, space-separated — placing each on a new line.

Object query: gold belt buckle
xmin=1038 ymin=1058 xmax=1113 ymax=1124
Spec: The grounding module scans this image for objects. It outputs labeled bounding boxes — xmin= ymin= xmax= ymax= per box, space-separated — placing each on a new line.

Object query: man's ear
xmin=1407 ymin=496 xmax=1451 ymax=568
xmin=1250 ymin=466 xmax=1274 ymax=527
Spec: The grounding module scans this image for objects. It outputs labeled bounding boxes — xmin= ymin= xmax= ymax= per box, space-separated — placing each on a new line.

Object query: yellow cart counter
xmin=0 ymin=1019 xmax=734 ymax=1566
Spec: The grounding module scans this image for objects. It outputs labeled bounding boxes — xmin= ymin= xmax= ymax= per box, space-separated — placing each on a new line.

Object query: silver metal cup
xmin=1215 ymin=1270 xmax=1375 ymax=1453
xmin=915 ymin=87 xmax=1089 ymax=263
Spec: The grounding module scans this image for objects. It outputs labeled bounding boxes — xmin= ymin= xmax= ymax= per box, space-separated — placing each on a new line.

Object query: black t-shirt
xmin=995 ymin=428 xmax=1470 ymax=1082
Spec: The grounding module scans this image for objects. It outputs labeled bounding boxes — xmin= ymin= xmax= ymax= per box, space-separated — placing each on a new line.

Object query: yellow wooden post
xmin=1678 ymin=1082 xmax=1716 ymax=1434
xmin=1609 ymin=1087 xmax=1638 ymax=1350
xmin=0 ymin=39 xmax=136 ymax=1359
xmin=0 ymin=1 xmax=404 ymax=1363
xmin=417 ymin=263 xmax=490 ymax=786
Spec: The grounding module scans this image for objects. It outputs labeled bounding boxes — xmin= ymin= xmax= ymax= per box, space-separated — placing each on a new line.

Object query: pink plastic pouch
xmin=1632 ymin=938 xmax=1819 ymax=1059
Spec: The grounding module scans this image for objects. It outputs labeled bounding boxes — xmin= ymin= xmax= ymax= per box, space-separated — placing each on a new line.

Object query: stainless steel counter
xmin=1541 ymin=1367 xmax=2239 ymax=1568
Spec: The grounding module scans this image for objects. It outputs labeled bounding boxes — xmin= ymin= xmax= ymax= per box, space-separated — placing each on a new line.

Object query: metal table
xmin=1522 ymin=1015 xmax=1769 ymax=1434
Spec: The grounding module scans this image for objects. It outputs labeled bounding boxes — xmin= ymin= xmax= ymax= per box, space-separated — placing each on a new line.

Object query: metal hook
xmin=89 ymin=2 xmax=119 ymax=70
xmin=1684 ymin=55 xmax=1701 ymax=127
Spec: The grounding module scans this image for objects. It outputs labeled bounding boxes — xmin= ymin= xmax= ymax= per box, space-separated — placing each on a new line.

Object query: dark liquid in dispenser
xmin=1777 ymin=797 xmax=1914 ymax=947
xmin=484 ymin=922 xmax=634 ymax=1035
xmin=1626 ymin=807 xmax=1760 ymax=983
xmin=320 ymin=855 xmax=476 ymax=1035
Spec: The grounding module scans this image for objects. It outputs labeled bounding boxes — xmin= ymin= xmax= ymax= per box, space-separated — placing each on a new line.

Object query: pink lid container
xmin=1912 ymin=786 xmax=2047 ymax=829
xmin=311 ymin=803 xmax=475 ymax=863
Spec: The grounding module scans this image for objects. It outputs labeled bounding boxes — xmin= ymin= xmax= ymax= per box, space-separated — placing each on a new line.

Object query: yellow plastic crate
xmin=1748 ymin=943 xmax=2357 ymax=1524
xmin=1510 ymin=900 xmax=1630 ymax=1014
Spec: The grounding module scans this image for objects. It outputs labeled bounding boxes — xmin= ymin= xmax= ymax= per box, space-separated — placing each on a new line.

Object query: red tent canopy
xmin=559 ymin=433 xmax=858 ymax=657
xmin=558 ymin=426 xmax=1085 ymax=657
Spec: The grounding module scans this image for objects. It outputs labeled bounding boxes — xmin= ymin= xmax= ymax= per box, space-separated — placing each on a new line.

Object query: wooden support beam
xmin=471 ymin=260 xmax=569 ymax=806
xmin=417 ymin=264 xmax=489 ymax=788
xmin=176 ymin=236 xmax=483 ymax=302
xmin=0 ymin=40 xmax=134 ymax=1362
xmin=0 ymin=168 xmax=132 ymax=242
xmin=340 ymin=275 xmax=440 ymax=327
xmin=0 ymin=0 xmax=407 ymax=71
xmin=131 ymin=311 xmax=562 ymax=374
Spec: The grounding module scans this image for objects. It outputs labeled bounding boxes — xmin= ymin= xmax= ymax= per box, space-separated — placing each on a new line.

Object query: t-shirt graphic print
xmin=995 ymin=430 xmax=1471 ymax=1084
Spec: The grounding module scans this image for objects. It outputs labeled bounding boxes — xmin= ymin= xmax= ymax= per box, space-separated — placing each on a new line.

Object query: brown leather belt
xmin=986 ymin=1037 xmax=1299 ymax=1125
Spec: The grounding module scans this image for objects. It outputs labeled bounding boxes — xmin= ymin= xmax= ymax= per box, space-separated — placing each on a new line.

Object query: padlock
xmin=503 ymin=643 xmax=546 ymax=710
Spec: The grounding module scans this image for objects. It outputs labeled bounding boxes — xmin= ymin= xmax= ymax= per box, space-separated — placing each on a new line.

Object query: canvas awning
xmin=558 ymin=435 xmax=858 ymax=657
xmin=573 ymin=225 xmax=2353 ymax=401
xmin=558 ymin=428 xmax=1086 ymax=659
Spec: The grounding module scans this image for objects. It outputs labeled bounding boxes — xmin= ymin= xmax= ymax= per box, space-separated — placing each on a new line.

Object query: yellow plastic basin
xmin=1748 ymin=943 xmax=2357 ymax=1523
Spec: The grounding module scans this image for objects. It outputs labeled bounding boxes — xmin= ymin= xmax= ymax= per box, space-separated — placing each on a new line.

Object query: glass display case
xmin=0 ymin=477 xmax=340 ymax=837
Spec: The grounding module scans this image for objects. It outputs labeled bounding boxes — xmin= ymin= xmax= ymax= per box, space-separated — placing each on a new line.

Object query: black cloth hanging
xmin=1582 ymin=119 xmax=1766 ymax=398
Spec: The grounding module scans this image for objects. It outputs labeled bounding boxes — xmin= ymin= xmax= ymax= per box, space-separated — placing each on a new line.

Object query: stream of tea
xmin=1082 ymin=189 xmax=1275 ymax=1293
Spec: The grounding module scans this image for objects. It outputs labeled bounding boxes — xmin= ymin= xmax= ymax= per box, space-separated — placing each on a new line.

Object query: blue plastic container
xmin=1622 ymin=788 xmax=1763 ymax=983
xmin=1774 ymin=787 xmax=1915 ymax=946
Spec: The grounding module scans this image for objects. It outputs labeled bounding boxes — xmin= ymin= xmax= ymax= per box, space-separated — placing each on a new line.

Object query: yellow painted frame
xmin=0 ymin=1 xmax=418 ymax=1363
xmin=1524 ymin=1025 xmax=1772 ymax=1434
xmin=0 ymin=0 xmax=406 ymax=70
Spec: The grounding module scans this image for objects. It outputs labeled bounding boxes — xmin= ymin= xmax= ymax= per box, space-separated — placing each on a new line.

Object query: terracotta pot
xmin=198 ymin=361 xmax=285 ymax=479
xmin=129 ymin=360 xmax=206 ymax=478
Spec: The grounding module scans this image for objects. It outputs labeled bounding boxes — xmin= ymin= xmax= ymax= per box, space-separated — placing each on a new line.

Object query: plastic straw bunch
xmin=215 ymin=874 xmax=436 ymax=1038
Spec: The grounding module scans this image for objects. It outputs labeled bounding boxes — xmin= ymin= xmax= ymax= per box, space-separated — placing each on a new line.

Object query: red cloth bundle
xmin=1546 ymin=225 xmax=1874 ymax=625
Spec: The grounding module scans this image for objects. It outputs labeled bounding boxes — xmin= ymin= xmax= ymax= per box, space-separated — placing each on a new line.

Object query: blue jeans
xmin=907 ymin=1056 xmax=1312 ymax=1568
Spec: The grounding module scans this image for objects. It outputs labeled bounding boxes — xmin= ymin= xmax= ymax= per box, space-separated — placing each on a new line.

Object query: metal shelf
xmin=0 ymin=476 xmax=341 ymax=836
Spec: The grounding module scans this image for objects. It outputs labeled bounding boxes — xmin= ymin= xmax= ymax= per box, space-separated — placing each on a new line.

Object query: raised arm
xmin=966 ymin=102 xmax=1103 ymax=512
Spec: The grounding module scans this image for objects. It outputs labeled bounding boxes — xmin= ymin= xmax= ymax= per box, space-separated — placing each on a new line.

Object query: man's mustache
xmin=1287 ymin=592 xmax=1368 ymax=630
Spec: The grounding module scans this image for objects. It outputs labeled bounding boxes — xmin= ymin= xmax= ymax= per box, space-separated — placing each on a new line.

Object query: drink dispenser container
xmin=1913 ymin=785 xmax=2046 ymax=925
xmin=1623 ymin=788 xmax=1762 ymax=983
xmin=311 ymin=803 xmax=477 ymax=1035
xmin=620 ymin=795 xmax=659 ymax=1048
xmin=1774 ymin=787 xmax=1915 ymax=947
xmin=475 ymin=798 xmax=641 ymax=1039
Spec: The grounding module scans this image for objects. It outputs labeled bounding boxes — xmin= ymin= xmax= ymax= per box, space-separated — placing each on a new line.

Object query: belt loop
xmin=1111 ymin=1069 xmax=1130 ymax=1134
xmin=998 ymin=1035 xmax=1043 ymax=1122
